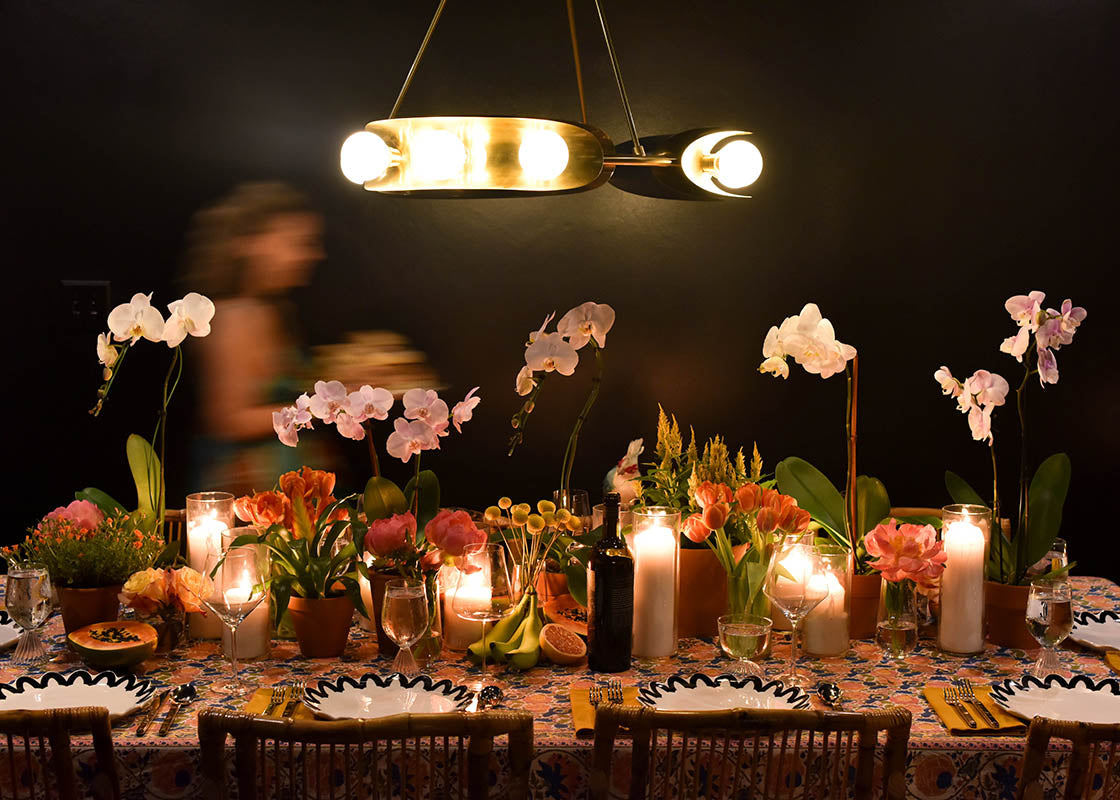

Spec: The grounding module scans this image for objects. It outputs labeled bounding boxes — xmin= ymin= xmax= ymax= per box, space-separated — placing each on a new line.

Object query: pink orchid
xmin=346 ymin=385 xmax=393 ymax=423
xmin=999 ymin=327 xmax=1031 ymax=362
xmin=308 ymin=380 xmax=348 ymax=424
xmin=364 ymin=512 xmax=416 ymax=557
xmin=524 ymin=332 xmax=578 ymax=375
xmin=1005 ymin=291 xmax=1046 ymax=332
xmin=1054 ymin=299 xmax=1087 ymax=344
xmin=386 ymin=418 xmax=439 ymax=463
xmin=942 ymin=369 xmax=1007 ymax=443
xmin=557 ymin=301 xmax=616 ymax=349
xmin=334 ymin=410 xmax=366 ymax=441
xmin=1037 ymin=346 xmax=1059 ymax=386
xmin=45 ymin=500 xmax=105 ymax=531
xmin=864 ymin=519 xmax=947 ymax=587
xmin=403 ymin=389 xmax=449 ymax=436
xmin=934 ymin=366 xmax=961 ymax=398
xmin=273 ymin=394 xmax=313 ymax=447
xmin=451 ymin=387 xmax=480 ymax=433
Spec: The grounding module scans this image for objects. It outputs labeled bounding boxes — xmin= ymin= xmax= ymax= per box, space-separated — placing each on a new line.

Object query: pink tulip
xmin=364 ymin=512 xmax=417 ymax=557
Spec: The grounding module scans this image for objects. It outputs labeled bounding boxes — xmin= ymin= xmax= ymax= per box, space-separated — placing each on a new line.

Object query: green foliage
xmin=363 ymin=476 xmax=408 ymax=522
xmin=944 ymin=471 xmax=986 ymax=506
xmin=126 ymin=434 xmax=164 ymax=526
xmin=404 ymin=470 xmax=441 ymax=531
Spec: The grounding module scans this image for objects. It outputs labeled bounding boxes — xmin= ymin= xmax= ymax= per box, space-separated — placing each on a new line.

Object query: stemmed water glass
xmin=200 ymin=548 xmax=266 ymax=698
xmin=5 ymin=564 xmax=53 ymax=665
xmin=381 ymin=578 xmax=429 ymax=678
xmin=453 ymin=542 xmax=517 ymax=693
xmin=1026 ymin=575 xmax=1073 ymax=678
xmin=764 ymin=543 xmax=829 ymax=688
xmin=717 ymin=613 xmax=772 ymax=678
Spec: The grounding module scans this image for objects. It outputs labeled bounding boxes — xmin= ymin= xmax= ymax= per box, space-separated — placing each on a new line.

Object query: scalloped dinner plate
xmin=0 ymin=612 xmax=20 ymax=652
xmin=303 ymin=673 xmax=473 ymax=720
xmin=637 ymin=673 xmax=812 ymax=712
xmin=1070 ymin=610 xmax=1120 ymax=652
xmin=990 ymin=674 xmax=1120 ymax=724
xmin=0 ymin=670 xmax=157 ymax=719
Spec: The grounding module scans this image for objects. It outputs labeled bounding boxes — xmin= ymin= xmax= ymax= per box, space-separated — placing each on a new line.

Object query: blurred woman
xmin=183 ymin=182 xmax=324 ymax=495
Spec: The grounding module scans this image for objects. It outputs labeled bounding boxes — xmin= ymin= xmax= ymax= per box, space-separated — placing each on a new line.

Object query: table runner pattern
xmin=0 ymin=576 xmax=1116 ymax=799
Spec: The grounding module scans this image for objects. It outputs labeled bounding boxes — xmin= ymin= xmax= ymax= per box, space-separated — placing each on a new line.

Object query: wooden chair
xmin=1019 ymin=717 xmax=1120 ymax=799
xmin=591 ymin=705 xmax=912 ymax=800
xmin=0 ymin=707 xmax=119 ymax=800
xmin=163 ymin=508 xmax=186 ymax=556
xmin=198 ymin=708 xmax=533 ymax=800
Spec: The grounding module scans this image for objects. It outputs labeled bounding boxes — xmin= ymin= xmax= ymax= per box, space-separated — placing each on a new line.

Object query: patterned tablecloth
xmin=1 ymin=577 xmax=1117 ymax=799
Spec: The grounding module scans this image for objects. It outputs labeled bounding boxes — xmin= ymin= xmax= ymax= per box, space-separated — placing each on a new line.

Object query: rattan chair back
xmin=163 ymin=508 xmax=186 ymax=556
xmin=1020 ymin=716 xmax=1120 ymax=799
xmin=198 ymin=708 xmax=533 ymax=800
xmin=0 ymin=706 xmax=119 ymax=800
xmin=591 ymin=705 xmax=911 ymax=800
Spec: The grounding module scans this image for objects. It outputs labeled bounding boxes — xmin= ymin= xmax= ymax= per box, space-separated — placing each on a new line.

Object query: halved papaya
xmin=68 ymin=621 xmax=158 ymax=668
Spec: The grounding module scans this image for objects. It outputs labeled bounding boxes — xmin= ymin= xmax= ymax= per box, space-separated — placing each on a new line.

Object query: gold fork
xmin=263 ymin=687 xmax=286 ymax=717
xmin=954 ymin=679 xmax=1000 ymax=728
xmin=607 ymin=678 xmax=624 ymax=705
xmin=589 ymin=686 xmax=602 ymax=708
xmin=943 ymin=686 xmax=977 ymax=729
xmin=282 ymin=681 xmax=305 ymax=718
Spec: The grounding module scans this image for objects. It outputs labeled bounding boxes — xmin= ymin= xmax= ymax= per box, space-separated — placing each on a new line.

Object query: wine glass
xmin=381 ymin=578 xmax=429 ymax=678
xmin=1026 ymin=575 xmax=1073 ymax=678
xmin=200 ymin=548 xmax=266 ymax=698
xmin=717 ymin=613 xmax=772 ymax=677
xmin=764 ymin=543 xmax=829 ymax=688
xmin=452 ymin=542 xmax=517 ymax=693
xmin=5 ymin=564 xmax=53 ymax=665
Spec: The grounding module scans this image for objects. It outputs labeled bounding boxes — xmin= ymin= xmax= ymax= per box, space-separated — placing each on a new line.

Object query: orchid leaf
xmin=404 ymin=470 xmax=441 ymax=530
xmin=1026 ymin=453 xmax=1071 ymax=570
xmin=363 ymin=477 xmax=408 ymax=522
xmin=776 ymin=457 xmax=846 ymax=542
xmin=855 ymin=476 xmax=891 ymax=537
xmin=338 ymin=575 xmax=368 ymax=618
xmin=126 ymin=434 xmax=164 ymax=519
xmin=944 ymin=471 xmax=986 ymax=506
xmin=74 ymin=488 xmax=125 ymax=517
xmin=563 ymin=559 xmax=588 ymax=608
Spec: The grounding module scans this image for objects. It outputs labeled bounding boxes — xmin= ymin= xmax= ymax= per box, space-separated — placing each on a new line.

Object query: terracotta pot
xmin=985 ymin=581 xmax=1037 ymax=650
xmin=57 ymin=585 xmax=122 ymax=635
xmin=849 ymin=573 xmax=882 ymax=640
xmin=677 ymin=544 xmax=748 ymax=639
xmin=287 ymin=595 xmax=354 ymax=658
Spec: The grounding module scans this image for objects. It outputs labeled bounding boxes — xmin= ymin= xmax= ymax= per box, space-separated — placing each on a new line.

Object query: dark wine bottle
xmin=587 ymin=492 xmax=634 ymax=673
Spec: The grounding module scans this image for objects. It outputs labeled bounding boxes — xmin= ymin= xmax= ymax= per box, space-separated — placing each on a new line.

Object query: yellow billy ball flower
xmin=514 ymin=503 xmax=532 ymax=515
xmin=536 ymin=499 xmax=557 ymax=515
xmin=542 ymin=511 xmax=556 ymax=526
xmin=498 ymin=497 xmax=513 ymax=510
xmin=484 ymin=506 xmax=502 ymax=524
xmin=527 ymin=514 xmax=546 ymax=534
xmin=511 ymin=508 xmax=530 ymax=526
xmin=555 ymin=508 xmax=571 ymax=525
xmin=565 ymin=515 xmax=583 ymax=532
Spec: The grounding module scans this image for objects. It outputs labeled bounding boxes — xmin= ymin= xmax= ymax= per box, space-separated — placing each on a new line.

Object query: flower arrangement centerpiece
xmin=936 ymin=291 xmax=1086 ymax=588
xmin=272 ymin=381 xmax=481 ymax=659
xmin=228 ymin=467 xmax=362 ymax=657
xmin=90 ymin=291 xmax=215 ymax=533
xmin=865 ymin=519 xmax=947 ymax=659
xmin=119 ymin=566 xmax=214 ymax=652
xmin=509 ymin=302 xmax=615 ymax=506
xmin=3 ymin=500 xmax=167 ymax=632
xmin=636 ymin=407 xmax=810 ymax=622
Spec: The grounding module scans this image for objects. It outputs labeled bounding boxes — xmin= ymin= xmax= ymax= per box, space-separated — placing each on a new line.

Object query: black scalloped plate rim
xmin=637 ymin=673 xmax=812 ymax=711
xmin=303 ymin=672 xmax=474 ymax=716
xmin=989 ymin=673 xmax=1120 ymax=712
xmin=0 ymin=670 xmax=157 ymax=714
xmin=1072 ymin=609 xmax=1119 ymax=627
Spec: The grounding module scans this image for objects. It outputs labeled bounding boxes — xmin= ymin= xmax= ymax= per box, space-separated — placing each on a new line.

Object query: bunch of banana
xmin=466 ymin=589 xmax=542 ymax=671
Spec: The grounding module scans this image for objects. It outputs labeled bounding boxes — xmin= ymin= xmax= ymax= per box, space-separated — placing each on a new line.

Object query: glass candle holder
xmin=440 ymin=563 xmax=489 ymax=651
xmin=938 ymin=503 xmax=991 ymax=655
xmin=802 ymin=544 xmax=851 ymax=657
xmin=186 ymin=492 xmax=234 ymax=639
xmin=624 ymin=507 xmax=680 ymax=659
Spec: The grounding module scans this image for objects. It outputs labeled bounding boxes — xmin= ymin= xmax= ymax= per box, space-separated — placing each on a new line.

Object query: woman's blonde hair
xmin=181 ymin=182 xmax=311 ymax=298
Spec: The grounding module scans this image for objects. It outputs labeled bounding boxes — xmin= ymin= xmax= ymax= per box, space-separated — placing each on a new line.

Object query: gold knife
xmin=135 ymin=690 xmax=170 ymax=736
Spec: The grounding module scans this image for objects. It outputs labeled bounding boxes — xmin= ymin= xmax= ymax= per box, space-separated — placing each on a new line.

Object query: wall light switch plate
xmin=62 ymin=279 xmax=111 ymax=332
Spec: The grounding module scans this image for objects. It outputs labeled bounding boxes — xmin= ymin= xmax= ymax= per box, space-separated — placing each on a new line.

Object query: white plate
xmin=990 ymin=674 xmax=1120 ymax=724
xmin=638 ymin=673 xmax=811 ymax=711
xmin=0 ymin=612 xmax=20 ymax=651
xmin=1070 ymin=610 xmax=1120 ymax=652
xmin=303 ymin=673 xmax=473 ymax=720
xmin=0 ymin=670 xmax=157 ymax=719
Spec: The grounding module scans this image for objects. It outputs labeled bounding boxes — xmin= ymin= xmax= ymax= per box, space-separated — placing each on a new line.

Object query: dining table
xmin=1 ymin=575 xmax=1117 ymax=800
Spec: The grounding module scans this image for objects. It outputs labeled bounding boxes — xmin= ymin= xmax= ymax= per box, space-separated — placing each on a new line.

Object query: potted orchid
xmin=119 ymin=566 xmax=214 ymax=652
xmin=272 ymin=380 xmax=481 ymax=660
xmin=864 ymin=519 xmax=947 ymax=660
xmin=936 ymin=290 xmax=1085 ymax=648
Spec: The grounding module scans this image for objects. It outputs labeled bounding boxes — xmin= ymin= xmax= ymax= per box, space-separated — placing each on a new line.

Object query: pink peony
xmin=864 ymin=519 xmax=947 ymax=585
xmin=424 ymin=509 xmax=486 ymax=557
xmin=364 ymin=512 xmax=417 ymax=557
xmin=45 ymin=500 xmax=105 ymax=532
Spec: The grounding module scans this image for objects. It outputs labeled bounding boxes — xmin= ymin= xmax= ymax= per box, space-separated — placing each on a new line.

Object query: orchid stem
xmin=364 ymin=423 xmax=381 ymax=479
xmin=560 ymin=343 xmax=604 ymax=497
xmin=1015 ymin=352 xmax=1033 ymax=583
xmin=844 ymin=356 xmax=859 ymax=558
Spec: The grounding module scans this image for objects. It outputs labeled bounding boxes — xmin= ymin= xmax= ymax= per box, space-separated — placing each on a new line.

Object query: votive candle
xmin=185 ymin=492 xmax=233 ymax=639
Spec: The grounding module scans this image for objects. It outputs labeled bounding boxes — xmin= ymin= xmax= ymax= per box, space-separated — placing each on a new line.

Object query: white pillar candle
xmin=186 ymin=517 xmax=227 ymax=639
xmin=442 ymin=568 xmax=491 ymax=650
xmin=220 ymin=574 xmax=269 ymax=660
xmin=631 ymin=524 xmax=678 ymax=658
xmin=939 ymin=520 xmax=987 ymax=653
xmin=357 ymin=572 xmax=376 ymax=632
xmin=803 ymin=572 xmax=849 ymax=655
xmin=772 ymin=548 xmax=812 ymax=604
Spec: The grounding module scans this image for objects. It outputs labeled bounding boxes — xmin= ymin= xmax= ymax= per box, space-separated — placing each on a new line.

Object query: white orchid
xmin=515 ymin=365 xmax=536 ymax=396
xmin=346 ymin=385 xmax=394 ymax=423
xmin=759 ymin=303 xmax=856 ymax=380
xmin=96 ymin=333 xmax=119 ymax=379
xmin=557 ymin=301 xmax=616 ymax=349
xmin=525 ymin=332 xmax=579 ymax=375
xmin=386 ymin=418 xmax=440 ymax=463
xmin=107 ymin=293 xmax=165 ymax=344
xmin=527 ymin=312 xmax=555 ymax=345
xmin=162 ymin=292 xmax=215 ymax=348
xmin=451 ymin=387 xmax=481 ymax=433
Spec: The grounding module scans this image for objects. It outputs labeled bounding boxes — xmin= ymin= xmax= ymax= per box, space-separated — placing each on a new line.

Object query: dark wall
xmin=6 ymin=1 xmax=1117 ymax=580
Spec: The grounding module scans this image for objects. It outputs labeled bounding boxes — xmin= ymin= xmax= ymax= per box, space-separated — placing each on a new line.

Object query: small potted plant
xmin=230 ymin=467 xmax=366 ymax=658
xmin=118 ymin=566 xmax=214 ymax=652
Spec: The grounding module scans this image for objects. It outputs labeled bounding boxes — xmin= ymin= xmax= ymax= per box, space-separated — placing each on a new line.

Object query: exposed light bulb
xmin=518 ymin=129 xmax=569 ymax=180
xmin=713 ymin=139 xmax=763 ymax=189
xmin=340 ymin=131 xmax=394 ymax=184
xmin=408 ymin=129 xmax=467 ymax=181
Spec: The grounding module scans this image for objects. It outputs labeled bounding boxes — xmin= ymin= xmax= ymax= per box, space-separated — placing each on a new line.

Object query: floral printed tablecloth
xmin=1 ymin=576 xmax=1116 ymax=799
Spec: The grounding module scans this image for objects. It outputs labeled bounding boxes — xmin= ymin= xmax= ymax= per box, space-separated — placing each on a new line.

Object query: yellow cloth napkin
xmin=242 ymin=687 xmax=315 ymax=720
xmin=570 ymin=685 xmax=642 ymax=738
xmin=923 ymin=686 xmax=1025 ymax=736
xmin=1106 ymin=650 xmax=1120 ymax=675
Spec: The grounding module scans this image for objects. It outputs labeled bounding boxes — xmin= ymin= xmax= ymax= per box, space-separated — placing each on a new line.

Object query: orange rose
xmin=119 ymin=568 xmax=170 ymax=615
xmin=171 ymin=567 xmax=214 ymax=614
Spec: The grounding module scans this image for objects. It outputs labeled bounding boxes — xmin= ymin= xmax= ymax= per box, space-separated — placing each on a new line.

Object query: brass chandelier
xmin=340 ymin=0 xmax=763 ymax=199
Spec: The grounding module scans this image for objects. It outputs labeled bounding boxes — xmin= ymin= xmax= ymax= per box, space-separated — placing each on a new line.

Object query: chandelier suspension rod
xmin=389 ymin=0 xmax=448 ymax=119
xmin=591 ymin=0 xmax=645 ymax=156
xmin=565 ymin=0 xmax=588 ymax=125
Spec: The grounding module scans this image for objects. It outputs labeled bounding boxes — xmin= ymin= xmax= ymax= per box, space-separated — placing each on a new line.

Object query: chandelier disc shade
xmin=607 ymin=129 xmax=763 ymax=200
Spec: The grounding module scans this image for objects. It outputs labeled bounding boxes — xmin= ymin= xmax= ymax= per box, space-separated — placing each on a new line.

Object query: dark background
xmin=5 ymin=1 xmax=1117 ymax=580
